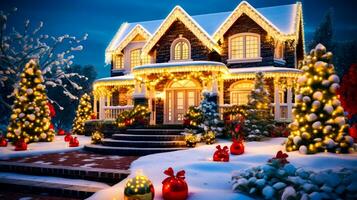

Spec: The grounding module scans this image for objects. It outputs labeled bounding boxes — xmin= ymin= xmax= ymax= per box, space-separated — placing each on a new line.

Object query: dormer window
xmin=171 ymin=36 xmax=191 ymax=61
xmin=130 ymin=49 xmax=141 ymax=68
xmin=113 ymin=54 xmax=124 ymax=69
xmin=228 ymin=33 xmax=261 ymax=63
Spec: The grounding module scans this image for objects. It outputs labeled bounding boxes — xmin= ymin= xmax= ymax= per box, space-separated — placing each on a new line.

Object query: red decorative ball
xmin=230 ymin=139 xmax=245 ymax=155
xmin=213 ymin=145 xmax=229 ymax=162
xmin=0 ymin=137 xmax=8 ymax=147
xmin=15 ymin=139 xmax=27 ymax=151
xmin=91 ymin=113 xmax=97 ymax=120
xmin=58 ymin=129 xmax=65 ymax=136
xmin=64 ymin=133 xmax=72 ymax=142
xmin=49 ymin=123 xmax=55 ymax=130
xmin=162 ymin=167 xmax=188 ymax=200
xmin=69 ymin=137 xmax=79 ymax=147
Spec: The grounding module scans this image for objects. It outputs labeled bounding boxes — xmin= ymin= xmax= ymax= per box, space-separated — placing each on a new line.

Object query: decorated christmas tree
xmin=72 ymin=93 xmax=92 ymax=135
xmin=286 ymin=44 xmax=354 ymax=154
xmin=7 ymin=60 xmax=55 ymax=143
xmin=199 ymin=91 xmax=223 ymax=137
xmin=244 ymin=72 xmax=274 ymax=141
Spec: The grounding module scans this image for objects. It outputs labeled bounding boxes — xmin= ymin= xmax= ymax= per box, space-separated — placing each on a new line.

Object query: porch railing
xmin=219 ymin=104 xmax=292 ymax=121
xmin=103 ymin=105 xmax=134 ymax=120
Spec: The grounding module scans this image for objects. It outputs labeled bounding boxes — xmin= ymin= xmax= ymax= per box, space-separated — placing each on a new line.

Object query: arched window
xmin=230 ymin=80 xmax=255 ymax=105
xmin=229 ymin=33 xmax=261 ymax=62
xmin=171 ymin=37 xmax=191 ymax=61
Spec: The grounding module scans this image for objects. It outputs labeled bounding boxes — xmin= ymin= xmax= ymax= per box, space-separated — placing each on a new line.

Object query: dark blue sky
xmin=1 ymin=0 xmax=356 ymax=78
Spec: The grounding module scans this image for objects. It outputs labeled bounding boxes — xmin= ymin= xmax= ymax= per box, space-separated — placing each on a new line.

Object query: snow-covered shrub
xmin=232 ymin=151 xmax=357 ymax=199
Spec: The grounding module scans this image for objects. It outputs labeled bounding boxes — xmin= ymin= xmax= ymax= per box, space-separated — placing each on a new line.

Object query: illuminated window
xmin=130 ymin=49 xmax=141 ymax=68
xmin=274 ymin=42 xmax=284 ymax=59
xmin=229 ymin=33 xmax=260 ymax=60
xmin=230 ymin=81 xmax=255 ymax=105
xmin=113 ymin=55 xmax=124 ymax=69
xmin=130 ymin=49 xmax=151 ymax=68
xmin=171 ymin=37 xmax=191 ymax=61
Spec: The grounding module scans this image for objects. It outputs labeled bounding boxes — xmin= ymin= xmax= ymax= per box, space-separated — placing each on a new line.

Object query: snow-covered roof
xmin=132 ymin=61 xmax=228 ymax=75
xmin=93 ymin=74 xmax=135 ymax=87
xmin=106 ymin=1 xmax=302 ymax=63
xmin=229 ymin=67 xmax=302 ymax=74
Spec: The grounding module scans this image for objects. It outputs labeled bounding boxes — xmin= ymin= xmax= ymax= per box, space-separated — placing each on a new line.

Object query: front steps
xmin=84 ymin=128 xmax=188 ymax=156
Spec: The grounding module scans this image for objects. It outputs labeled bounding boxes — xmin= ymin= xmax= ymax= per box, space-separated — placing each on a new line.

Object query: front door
xmin=165 ymin=89 xmax=200 ymax=124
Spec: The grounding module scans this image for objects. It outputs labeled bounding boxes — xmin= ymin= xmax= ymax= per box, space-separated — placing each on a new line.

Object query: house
xmin=92 ymin=1 xmax=304 ymax=125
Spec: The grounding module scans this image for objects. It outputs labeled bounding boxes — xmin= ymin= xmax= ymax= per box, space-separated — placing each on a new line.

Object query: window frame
xmin=113 ymin=54 xmax=124 ymax=70
xmin=229 ymin=80 xmax=255 ymax=106
xmin=170 ymin=37 xmax=192 ymax=62
xmin=228 ymin=33 xmax=262 ymax=64
xmin=274 ymin=41 xmax=286 ymax=64
xmin=130 ymin=48 xmax=151 ymax=69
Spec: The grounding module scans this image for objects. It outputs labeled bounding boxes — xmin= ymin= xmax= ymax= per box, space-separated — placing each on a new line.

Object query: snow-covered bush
xmin=232 ymin=151 xmax=357 ymax=199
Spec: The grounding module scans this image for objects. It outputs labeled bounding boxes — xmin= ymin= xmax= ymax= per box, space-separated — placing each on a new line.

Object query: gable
xmin=142 ymin=6 xmax=222 ymax=56
xmin=155 ymin=20 xmax=213 ymax=63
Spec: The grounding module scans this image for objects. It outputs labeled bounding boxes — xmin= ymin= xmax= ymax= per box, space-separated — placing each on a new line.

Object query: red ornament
xmin=49 ymin=123 xmax=55 ymax=130
xmin=0 ymin=137 xmax=8 ymax=147
xmin=69 ymin=137 xmax=79 ymax=147
xmin=91 ymin=113 xmax=97 ymax=120
xmin=230 ymin=138 xmax=245 ymax=155
xmin=213 ymin=145 xmax=229 ymax=162
xmin=47 ymin=102 xmax=56 ymax=118
xmin=349 ymin=124 xmax=357 ymax=142
xmin=64 ymin=133 xmax=72 ymax=142
xmin=57 ymin=128 xmax=65 ymax=136
xmin=162 ymin=167 xmax=188 ymax=200
xmin=15 ymin=139 xmax=27 ymax=151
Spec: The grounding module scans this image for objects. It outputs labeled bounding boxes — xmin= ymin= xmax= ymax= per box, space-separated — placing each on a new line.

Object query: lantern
xmin=213 ymin=145 xmax=229 ymax=162
xmin=124 ymin=174 xmax=155 ymax=200
xmin=64 ymin=133 xmax=72 ymax=142
xmin=162 ymin=167 xmax=188 ymax=200
xmin=69 ymin=137 xmax=79 ymax=147
xmin=15 ymin=139 xmax=27 ymax=151
xmin=0 ymin=137 xmax=8 ymax=147
xmin=230 ymin=138 xmax=245 ymax=155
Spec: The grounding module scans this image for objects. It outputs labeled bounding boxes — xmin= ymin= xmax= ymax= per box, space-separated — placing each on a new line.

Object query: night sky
xmin=1 ymin=0 xmax=356 ymax=78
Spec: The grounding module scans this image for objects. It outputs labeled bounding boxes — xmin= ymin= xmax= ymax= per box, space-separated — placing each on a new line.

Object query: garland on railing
xmin=116 ymin=105 xmax=151 ymax=128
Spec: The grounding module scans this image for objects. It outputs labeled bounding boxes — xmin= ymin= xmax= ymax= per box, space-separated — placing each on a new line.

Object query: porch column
xmin=287 ymin=78 xmax=293 ymax=120
xmin=274 ymin=77 xmax=281 ymax=121
xmin=106 ymin=95 xmax=111 ymax=106
xmin=93 ymin=96 xmax=97 ymax=119
xmin=219 ymin=79 xmax=224 ymax=106
xmin=148 ymin=86 xmax=156 ymax=125
xmin=99 ymin=96 xmax=105 ymax=120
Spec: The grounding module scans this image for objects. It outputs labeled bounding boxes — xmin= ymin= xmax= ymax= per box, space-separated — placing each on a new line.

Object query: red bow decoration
xmin=162 ymin=167 xmax=188 ymax=200
xmin=269 ymin=150 xmax=289 ymax=166
xmin=64 ymin=133 xmax=73 ymax=142
xmin=213 ymin=145 xmax=229 ymax=162
xmin=69 ymin=137 xmax=79 ymax=147
xmin=15 ymin=139 xmax=27 ymax=151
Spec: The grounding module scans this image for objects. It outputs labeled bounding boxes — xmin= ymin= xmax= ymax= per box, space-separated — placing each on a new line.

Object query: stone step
xmin=102 ymin=139 xmax=186 ymax=148
xmin=0 ymin=161 xmax=129 ymax=185
xmin=84 ymin=144 xmax=187 ymax=156
xmin=0 ymin=172 xmax=109 ymax=199
xmin=112 ymin=134 xmax=185 ymax=141
xmin=122 ymin=128 xmax=184 ymax=135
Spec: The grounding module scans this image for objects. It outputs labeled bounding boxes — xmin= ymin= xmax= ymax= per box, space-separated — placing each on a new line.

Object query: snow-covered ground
xmin=0 ymin=135 xmax=91 ymax=160
xmin=88 ymin=138 xmax=357 ymax=200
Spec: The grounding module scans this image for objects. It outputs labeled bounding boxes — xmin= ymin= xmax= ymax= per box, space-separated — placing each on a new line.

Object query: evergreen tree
xmin=286 ymin=44 xmax=354 ymax=154
xmin=244 ymin=72 xmax=274 ymax=141
xmin=199 ymin=91 xmax=223 ymax=136
xmin=72 ymin=93 xmax=92 ymax=135
xmin=308 ymin=10 xmax=334 ymax=51
xmin=6 ymin=60 xmax=55 ymax=143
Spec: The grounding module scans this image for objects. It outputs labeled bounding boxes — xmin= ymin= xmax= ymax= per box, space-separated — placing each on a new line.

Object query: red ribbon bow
xmin=162 ymin=167 xmax=185 ymax=184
